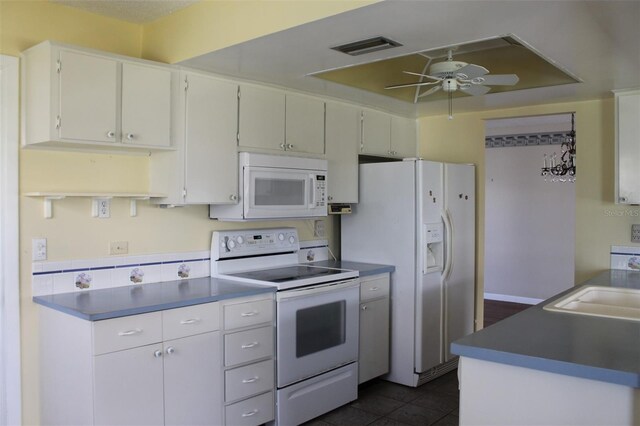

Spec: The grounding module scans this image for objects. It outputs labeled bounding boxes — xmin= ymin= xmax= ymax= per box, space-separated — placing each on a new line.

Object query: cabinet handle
xmin=241 ymin=409 xmax=259 ymax=418
xmin=229 ymin=194 xmax=238 ymax=201
xmin=242 ymin=376 xmax=260 ymax=384
xmin=166 ymin=346 xmax=175 ymax=355
xmin=287 ymin=143 xmax=294 ymax=150
xmin=369 ymin=287 xmax=379 ymax=291
xmin=240 ymin=310 xmax=258 ymax=317
xmin=361 ymin=305 xmax=368 ymax=311
xmin=180 ymin=318 xmax=201 ymax=325
xmin=126 ymin=133 xmax=135 ymax=141
xmin=241 ymin=342 xmax=259 ymax=349
xmin=106 ymin=131 xmax=115 ymax=138
xmin=153 ymin=350 xmax=163 ymax=358
xmin=118 ymin=328 xmax=142 ymax=336
xmin=279 ymin=143 xmax=286 ymax=149
xmin=620 ymin=197 xmax=628 ymax=203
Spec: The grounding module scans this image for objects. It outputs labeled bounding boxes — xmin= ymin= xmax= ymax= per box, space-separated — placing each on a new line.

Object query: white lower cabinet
xmin=358 ymin=273 xmax=390 ymax=384
xmin=39 ymin=295 xmax=275 ymax=426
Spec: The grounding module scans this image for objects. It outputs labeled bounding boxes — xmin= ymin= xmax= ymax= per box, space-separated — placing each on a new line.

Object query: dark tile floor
xmin=304 ymin=370 xmax=460 ymax=426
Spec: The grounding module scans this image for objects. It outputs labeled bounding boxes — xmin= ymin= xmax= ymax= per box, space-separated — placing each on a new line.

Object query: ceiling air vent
xmin=332 ymin=36 xmax=402 ymax=56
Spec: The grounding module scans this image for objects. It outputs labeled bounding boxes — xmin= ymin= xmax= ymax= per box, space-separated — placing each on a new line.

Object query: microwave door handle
xmin=309 ymin=174 xmax=316 ymax=208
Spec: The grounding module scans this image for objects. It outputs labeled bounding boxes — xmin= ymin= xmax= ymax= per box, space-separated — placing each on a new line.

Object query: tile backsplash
xmin=32 ymin=250 xmax=210 ymax=296
xmin=610 ymin=246 xmax=640 ymax=271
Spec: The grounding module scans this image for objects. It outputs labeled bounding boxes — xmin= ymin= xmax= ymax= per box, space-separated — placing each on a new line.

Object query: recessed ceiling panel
xmin=312 ymin=36 xmax=581 ymax=103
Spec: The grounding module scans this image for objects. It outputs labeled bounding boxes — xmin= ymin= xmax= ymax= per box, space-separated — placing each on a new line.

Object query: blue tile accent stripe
xmin=33 ymin=256 xmax=211 ymax=276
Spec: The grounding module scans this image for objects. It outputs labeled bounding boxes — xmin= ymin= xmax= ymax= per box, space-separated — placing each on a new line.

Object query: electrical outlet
xmin=97 ymin=199 xmax=110 ymax=218
xmin=314 ymin=220 xmax=325 ymax=238
xmin=632 ymin=224 xmax=640 ymax=243
xmin=32 ymin=238 xmax=47 ymax=261
xmin=110 ymin=241 xmax=128 ymax=255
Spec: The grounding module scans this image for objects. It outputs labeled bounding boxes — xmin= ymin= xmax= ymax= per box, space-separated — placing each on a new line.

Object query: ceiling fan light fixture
xmin=331 ymin=36 xmax=402 ymax=56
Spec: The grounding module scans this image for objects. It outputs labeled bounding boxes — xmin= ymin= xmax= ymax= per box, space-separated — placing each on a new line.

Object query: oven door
xmin=276 ymin=279 xmax=359 ymax=387
xmin=244 ymin=166 xmax=326 ymax=219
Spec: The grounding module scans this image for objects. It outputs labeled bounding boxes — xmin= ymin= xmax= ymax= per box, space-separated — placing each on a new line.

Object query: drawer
xmin=162 ymin=302 xmax=220 ymax=341
xmin=225 ymin=359 xmax=274 ymax=403
xmin=93 ymin=312 xmax=162 ymax=355
xmin=224 ymin=326 xmax=274 ymax=367
xmin=360 ymin=275 xmax=390 ymax=302
xmin=224 ymin=298 xmax=274 ymax=330
xmin=225 ymin=391 xmax=274 ymax=426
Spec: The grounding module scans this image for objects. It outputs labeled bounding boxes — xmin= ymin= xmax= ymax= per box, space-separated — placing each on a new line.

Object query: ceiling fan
xmin=385 ymin=49 xmax=519 ymax=118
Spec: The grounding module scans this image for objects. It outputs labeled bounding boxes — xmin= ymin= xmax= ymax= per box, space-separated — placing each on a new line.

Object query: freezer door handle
xmin=442 ymin=209 xmax=454 ymax=281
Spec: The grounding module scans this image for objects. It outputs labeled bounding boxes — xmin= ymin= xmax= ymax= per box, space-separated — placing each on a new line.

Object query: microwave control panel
xmin=212 ymin=227 xmax=299 ymax=259
xmin=315 ymin=175 xmax=326 ymax=207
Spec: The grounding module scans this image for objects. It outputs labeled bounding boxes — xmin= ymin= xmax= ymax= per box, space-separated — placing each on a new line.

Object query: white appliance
xmin=342 ymin=159 xmax=475 ymax=387
xmin=209 ymin=153 xmax=328 ymax=221
xmin=211 ymin=228 xmax=359 ymax=425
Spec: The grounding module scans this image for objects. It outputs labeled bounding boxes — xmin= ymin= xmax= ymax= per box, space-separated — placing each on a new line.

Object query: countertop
xmin=309 ymin=260 xmax=395 ymax=277
xmin=32 ymin=277 xmax=275 ymax=321
xmin=451 ymin=270 xmax=640 ymax=387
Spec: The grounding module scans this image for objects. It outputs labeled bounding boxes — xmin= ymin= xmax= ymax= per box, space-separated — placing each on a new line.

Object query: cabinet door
xmin=616 ymin=90 xmax=640 ymax=204
xmin=163 ymin=332 xmax=222 ymax=426
xmin=359 ymin=298 xmax=390 ymax=384
xmin=58 ymin=50 xmax=117 ymax=143
xmin=391 ymin=116 xmax=417 ymax=158
xmin=122 ymin=62 xmax=172 ymax=147
xmin=238 ymin=85 xmax=285 ymax=151
xmin=94 ymin=344 xmax=164 ymax=426
xmin=361 ymin=109 xmax=391 ymax=156
xmin=184 ymin=74 xmax=238 ymax=203
xmin=285 ymin=93 xmax=325 ymax=155
xmin=325 ymin=102 xmax=359 ymax=203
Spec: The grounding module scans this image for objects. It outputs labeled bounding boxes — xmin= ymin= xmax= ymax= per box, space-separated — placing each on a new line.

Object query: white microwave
xmin=209 ymin=152 xmax=328 ymax=220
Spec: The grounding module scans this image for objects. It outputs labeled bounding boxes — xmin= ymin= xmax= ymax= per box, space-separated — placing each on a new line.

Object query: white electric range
xmin=211 ymin=228 xmax=360 ymax=425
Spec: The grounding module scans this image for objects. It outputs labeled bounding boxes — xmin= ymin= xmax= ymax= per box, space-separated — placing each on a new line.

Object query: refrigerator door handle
xmin=442 ymin=209 xmax=454 ymax=281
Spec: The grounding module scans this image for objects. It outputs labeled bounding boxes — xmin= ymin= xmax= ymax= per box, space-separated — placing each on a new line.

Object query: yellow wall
xmin=141 ymin=0 xmax=377 ymax=63
xmin=418 ymin=99 xmax=640 ymax=326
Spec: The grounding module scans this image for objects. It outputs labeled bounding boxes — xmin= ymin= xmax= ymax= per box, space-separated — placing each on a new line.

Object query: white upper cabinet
xmin=361 ymin=109 xmax=417 ymax=159
xmin=325 ymin=102 xmax=359 ymax=203
xmin=391 ymin=115 xmax=418 ymax=158
xmin=361 ymin=109 xmax=391 ymax=156
xmin=21 ymin=41 xmax=174 ymax=152
xmin=285 ymin=93 xmax=325 ymax=155
xmin=238 ymin=85 xmax=325 ymax=155
xmin=614 ymin=89 xmax=640 ymax=204
xmin=150 ymin=71 xmax=238 ymax=205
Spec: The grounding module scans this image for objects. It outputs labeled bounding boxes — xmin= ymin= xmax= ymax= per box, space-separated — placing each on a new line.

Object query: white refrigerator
xmin=342 ymin=159 xmax=475 ymax=387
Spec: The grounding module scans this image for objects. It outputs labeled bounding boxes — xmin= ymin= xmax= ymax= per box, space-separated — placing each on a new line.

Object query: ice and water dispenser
xmin=424 ymin=222 xmax=444 ymax=273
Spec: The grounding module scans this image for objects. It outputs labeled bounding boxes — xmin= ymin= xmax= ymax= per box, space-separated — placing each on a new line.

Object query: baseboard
xmin=484 ymin=292 xmax=543 ymax=305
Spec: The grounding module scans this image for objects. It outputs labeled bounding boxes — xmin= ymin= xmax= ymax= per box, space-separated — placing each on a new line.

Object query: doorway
xmin=483 ymin=114 xmax=576 ymax=314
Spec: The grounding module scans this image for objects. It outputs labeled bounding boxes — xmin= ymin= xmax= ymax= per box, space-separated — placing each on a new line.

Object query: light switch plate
xmin=632 ymin=224 xmax=640 ymax=243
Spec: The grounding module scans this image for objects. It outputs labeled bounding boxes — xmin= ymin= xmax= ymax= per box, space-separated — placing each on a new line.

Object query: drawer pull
xmin=180 ymin=318 xmax=201 ymax=325
xmin=118 ymin=328 xmax=142 ymax=336
xmin=368 ymin=287 xmax=379 ymax=291
xmin=240 ymin=311 xmax=258 ymax=317
xmin=241 ymin=376 xmax=260 ymax=384
xmin=241 ymin=342 xmax=259 ymax=349
xmin=241 ymin=409 xmax=259 ymax=418
xmin=153 ymin=350 xmax=163 ymax=358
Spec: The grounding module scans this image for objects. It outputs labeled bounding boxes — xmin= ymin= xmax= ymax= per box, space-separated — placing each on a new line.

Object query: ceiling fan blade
xmin=475 ymin=74 xmax=519 ymax=86
xmin=402 ymin=71 xmax=442 ymax=81
xmin=455 ymin=63 xmax=489 ymax=79
xmin=417 ymin=85 xmax=442 ymax=98
xmin=459 ymin=84 xmax=491 ymax=96
xmin=385 ymin=81 xmax=440 ymax=90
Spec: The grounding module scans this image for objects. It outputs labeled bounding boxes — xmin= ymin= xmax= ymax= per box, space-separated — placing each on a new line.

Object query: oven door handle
xmin=276 ymin=279 xmax=359 ymax=300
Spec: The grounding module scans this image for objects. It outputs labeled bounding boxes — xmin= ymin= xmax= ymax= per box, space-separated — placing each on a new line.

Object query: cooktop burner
xmin=229 ymin=265 xmax=347 ymax=283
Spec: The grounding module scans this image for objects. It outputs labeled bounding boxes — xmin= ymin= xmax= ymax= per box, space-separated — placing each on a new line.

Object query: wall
xmin=418 ymin=99 xmax=640 ymax=326
xmin=484 ymin=144 xmax=575 ymax=301
xmin=0 ymin=2 xmax=338 ymax=423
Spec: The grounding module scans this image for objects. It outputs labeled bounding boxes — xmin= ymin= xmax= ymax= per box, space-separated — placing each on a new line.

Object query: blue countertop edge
xmin=32 ymin=279 xmax=275 ymax=321
xmin=451 ymin=270 xmax=640 ymax=388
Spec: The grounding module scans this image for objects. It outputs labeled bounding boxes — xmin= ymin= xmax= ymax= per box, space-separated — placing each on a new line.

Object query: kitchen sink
xmin=543 ymin=285 xmax=640 ymax=322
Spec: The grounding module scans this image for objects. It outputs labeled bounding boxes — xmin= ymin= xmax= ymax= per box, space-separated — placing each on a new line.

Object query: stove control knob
xmin=278 ymin=233 xmax=285 ymax=242
xmin=237 ymin=236 xmax=244 ymax=245
xmin=227 ymin=239 xmax=236 ymax=250
xmin=288 ymin=236 xmax=296 ymax=244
